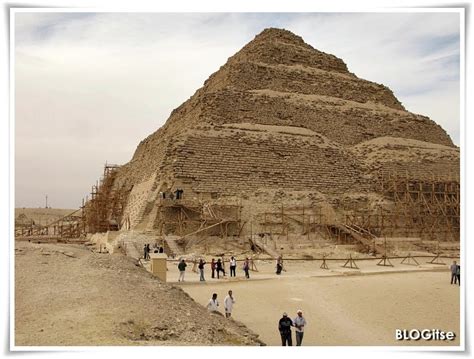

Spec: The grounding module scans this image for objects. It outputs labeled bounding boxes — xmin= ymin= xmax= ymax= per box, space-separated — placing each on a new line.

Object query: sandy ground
xmin=15 ymin=239 xmax=460 ymax=347
xmin=173 ymin=260 xmax=461 ymax=346
xmin=14 ymin=241 xmax=263 ymax=346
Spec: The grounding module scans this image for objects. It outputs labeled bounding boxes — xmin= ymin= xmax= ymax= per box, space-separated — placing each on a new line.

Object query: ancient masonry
xmin=20 ymin=28 xmax=459 ymax=254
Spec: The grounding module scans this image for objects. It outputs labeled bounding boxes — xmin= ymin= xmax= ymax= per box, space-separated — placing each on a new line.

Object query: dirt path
xmin=14 ymin=241 xmax=263 ymax=346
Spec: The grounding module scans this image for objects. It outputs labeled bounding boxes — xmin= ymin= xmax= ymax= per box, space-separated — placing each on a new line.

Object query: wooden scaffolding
xmin=157 ymin=199 xmax=242 ymax=251
xmin=336 ymin=170 xmax=460 ymax=247
xmin=15 ymin=208 xmax=84 ymax=239
xmin=256 ymin=205 xmax=379 ymax=253
xmin=82 ymin=164 xmax=128 ymax=233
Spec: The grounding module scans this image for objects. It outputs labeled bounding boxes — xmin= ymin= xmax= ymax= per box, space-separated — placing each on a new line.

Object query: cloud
xmin=14 ymin=12 xmax=461 ymax=207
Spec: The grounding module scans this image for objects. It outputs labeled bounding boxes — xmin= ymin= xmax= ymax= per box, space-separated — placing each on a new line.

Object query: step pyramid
xmin=109 ymin=28 xmax=459 ymax=242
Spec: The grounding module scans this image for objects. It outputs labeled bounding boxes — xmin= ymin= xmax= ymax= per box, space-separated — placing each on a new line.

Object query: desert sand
xmin=14 ymin=239 xmax=460 ymax=347
xmin=178 ymin=261 xmax=460 ymax=346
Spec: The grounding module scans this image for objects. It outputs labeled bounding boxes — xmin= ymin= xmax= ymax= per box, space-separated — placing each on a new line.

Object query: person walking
xmin=293 ymin=310 xmax=307 ymax=346
xmin=178 ymin=259 xmax=187 ymax=282
xmin=224 ymin=290 xmax=235 ymax=318
xmin=146 ymin=244 xmax=151 ymax=260
xmin=276 ymin=256 xmax=283 ymax=275
xmin=211 ymin=258 xmax=216 ymax=279
xmin=198 ymin=259 xmax=206 ymax=281
xmin=230 ymin=256 xmax=237 ymax=277
xmin=243 ymin=257 xmax=250 ymax=279
xmin=278 ymin=312 xmax=294 ymax=346
xmin=143 ymin=244 xmax=148 ymax=261
xmin=216 ymin=259 xmax=226 ymax=279
xmin=450 ymin=260 xmax=458 ymax=284
xmin=207 ymin=293 xmax=219 ymax=313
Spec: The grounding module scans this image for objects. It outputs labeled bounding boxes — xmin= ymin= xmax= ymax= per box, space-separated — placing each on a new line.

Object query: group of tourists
xmin=143 ymin=244 xmax=151 ymax=260
xmin=206 ymin=290 xmax=307 ymax=346
xmin=206 ymin=290 xmax=236 ymax=318
xmin=210 ymin=258 xmax=227 ymax=279
xmin=184 ymin=256 xmax=252 ymax=282
xmin=143 ymin=243 xmax=164 ymax=260
xmin=177 ymin=255 xmax=288 ymax=282
xmin=159 ymin=188 xmax=184 ymax=200
xmin=278 ymin=310 xmax=307 ymax=346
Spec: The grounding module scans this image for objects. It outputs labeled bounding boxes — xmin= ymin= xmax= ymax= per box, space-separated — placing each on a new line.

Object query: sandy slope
xmin=14 ymin=241 xmax=263 ymax=346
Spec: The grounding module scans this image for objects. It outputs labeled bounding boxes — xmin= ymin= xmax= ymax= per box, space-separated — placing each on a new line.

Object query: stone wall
xmin=173 ymin=129 xmax=371 ymax=195
xmin=121 ymin=174 xmax=157 ymax=229
xmin=351 ymin=137 xmax=460 ymax=179
xmin=198 ymin=89 xmax=453 ymax=146
xmin=205 ymin=61 xmax=404 ymax=110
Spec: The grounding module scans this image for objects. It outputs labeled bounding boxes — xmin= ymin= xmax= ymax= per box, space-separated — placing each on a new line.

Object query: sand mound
xmin=15 ymin=241 xmax=264 ymax=346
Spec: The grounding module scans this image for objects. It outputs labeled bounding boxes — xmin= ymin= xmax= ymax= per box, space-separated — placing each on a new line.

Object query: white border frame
xmin=8 ymin=6 xmax=467 ymax=355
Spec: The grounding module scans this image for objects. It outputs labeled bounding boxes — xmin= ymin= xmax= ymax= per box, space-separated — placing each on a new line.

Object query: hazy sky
xmin=14 ymin=12 xmax=461 ymax=208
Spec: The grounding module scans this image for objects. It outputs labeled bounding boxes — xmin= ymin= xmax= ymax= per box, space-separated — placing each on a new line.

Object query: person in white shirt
xmin=229 ymin=257 xmax=237 ymax=277
xmin=207 ymin=293 xmax=219 ymax=312
xmin=293 ymin=310 xmax=307 ymax=346
xmin=224 ymin=290 xmax=235 ymax=318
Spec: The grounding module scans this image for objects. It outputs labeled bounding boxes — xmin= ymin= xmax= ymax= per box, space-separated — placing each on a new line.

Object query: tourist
xmin=224 ymin=290 xmax=235 ymax=318
xmin=276 ymin=256 xmax=283 ymax=275
xmin=207 ymin=293 xmax=219 ymax=312
xmin=178 ymin=259 xmax=187 ymax=282
xmin=211 ymin=258 xmax=216 ymax=279
xmin=198 ymin=259 xmax=206 ymax=281
xmin=146 ymin=244 xmax=151 ymax=260
xmin=229 ymin=256 xmax=237 ymax=277
xmin=450 ymin=260 xmax=458 ymax=284
xmin=293 ymin=310 xmax=307 ymax=346
xmin=456 ymin=263 xmax=461 ymax=286
xmin=143 ymin=244 xmax=147 ymax=260
xmin=243 ymin=257 xmax=250 ymax=279
xmin=216 ymin=258 xmax=226 ymax=279
xmin=278 ymin=312 xmax=294 ymax=346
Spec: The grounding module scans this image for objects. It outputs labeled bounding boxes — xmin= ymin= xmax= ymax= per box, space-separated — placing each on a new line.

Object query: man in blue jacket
xmin=278 ymin=312 xmax=294 ymax=346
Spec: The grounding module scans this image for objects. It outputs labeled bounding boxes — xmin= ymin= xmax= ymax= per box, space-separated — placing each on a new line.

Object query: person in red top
xmin=211 ymin=258 xmax=216 ymax=279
